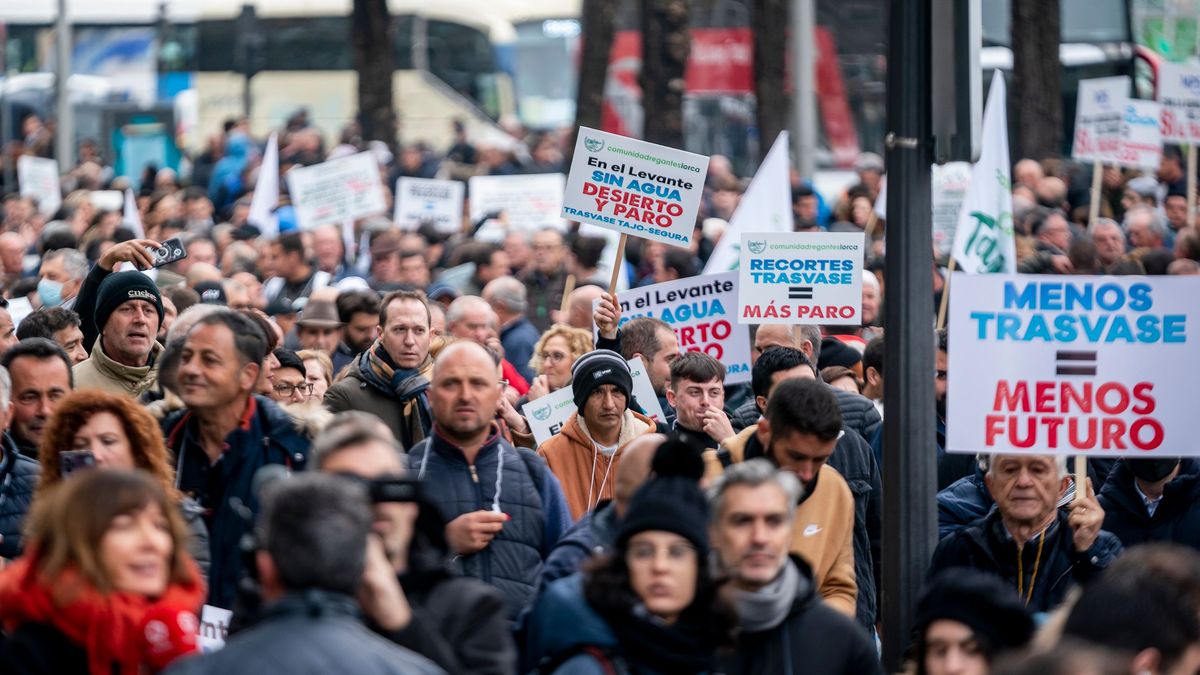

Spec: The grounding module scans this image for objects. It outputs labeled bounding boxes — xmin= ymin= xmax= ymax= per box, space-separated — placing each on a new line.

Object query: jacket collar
xmin=88 ymin=336 xmax=163 ymax=383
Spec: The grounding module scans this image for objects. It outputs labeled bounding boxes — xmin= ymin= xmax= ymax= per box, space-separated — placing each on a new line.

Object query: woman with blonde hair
xmin=524 ymin=324 xmax=594 ymax=403
xmin=0 ymin=469 xmax=206 ymax=674
xmin=297 ymin=349 xmax=334 ymax=401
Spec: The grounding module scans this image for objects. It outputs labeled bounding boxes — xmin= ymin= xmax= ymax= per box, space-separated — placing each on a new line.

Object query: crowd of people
xmin=0 ymin=110 xmax=1193 ymax=675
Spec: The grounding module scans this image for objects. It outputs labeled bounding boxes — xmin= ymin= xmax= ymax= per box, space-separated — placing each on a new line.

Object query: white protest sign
xmin=947 ymin=274 xmax=1200 ymax=457
xmin=88 ymin=190 xmax=123 ymax=212
xmin=737 ymin=232 xmax=865 ymax=325
xmin=612 ymin=272 xmax=750 ymax=384
xmin=17 ymin=156 xmax=61 ymax=217
xmin=563 ymin=127 xmax=709 ymax=248
xmin=703 ymin=131 xmax=791 ymax=273
xmin=468 ymin=174 xmax=566 ymax=231
xmin=1114 ymin=100 xmax=1163 ymax=170
xmin=1157 ymin=62 xmax=1200 ymax=144
xmin=523 ymin=357 xmax=664 ymax=447
xmin=1072 ymin=76 xmax=1130 ymax=162
xmin=932 ymin=162 xmax=971 ymax=257
xmin=198 ymin=604 xmax=232 ymax=653
xmin=285 ymin=151 xmax=386 ymax=230
xmin=394 ymin=177 xmax=464 ymax=234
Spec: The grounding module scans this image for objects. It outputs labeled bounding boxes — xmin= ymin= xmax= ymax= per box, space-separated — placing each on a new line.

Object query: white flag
xmin=248 ymin=132 xmax=280 ymax=240
xmin=951 ymin=74 xmax=1016 ymax=274
xmin=123 ymin=188 xmax=144 ymax=239
xmin=703 ymin=131 xmax=792 ymax=273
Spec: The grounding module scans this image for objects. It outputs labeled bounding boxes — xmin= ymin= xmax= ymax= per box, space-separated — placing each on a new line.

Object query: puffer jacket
xmin=163 ymin=395 xmax=311 ymax=609
xmin=1099 ymin=459 xmax=1200 ymax=550
xmin=0 ymin=433 xmax=38 ymax=559
xmin=541 ymin=501 xmax=620 ymax=587
xmin=929 ymin=509 xmax=1123 ymax=614
xmin=408 ymin=425 xmax=572 ymax=619
xmin=937 ymin=468 xmax=993 ymax=541
xmin=730 ymin=386 xmax=881 ymax=444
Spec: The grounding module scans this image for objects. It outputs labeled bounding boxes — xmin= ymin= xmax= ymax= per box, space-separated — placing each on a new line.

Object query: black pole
xmin=881 ymin=0 xmax=936 ymax=670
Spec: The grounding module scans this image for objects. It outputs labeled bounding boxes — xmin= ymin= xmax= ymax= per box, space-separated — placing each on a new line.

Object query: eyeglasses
xmin=274 ymin=382 xmax=315 ymax=396
xmin=626 ymin=541 xmax=698 ymax=564
xmin=539 ymin=351 xmax=571 ymax=364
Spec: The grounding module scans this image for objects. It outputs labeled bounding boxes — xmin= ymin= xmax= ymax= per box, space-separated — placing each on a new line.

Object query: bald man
xmin=407 ymin=340 xmax=570 ymax=617
xmin=540 ymin=433 xmax=667 ymax=585
xmin=565 ymin=285 xmax=605 ymax=331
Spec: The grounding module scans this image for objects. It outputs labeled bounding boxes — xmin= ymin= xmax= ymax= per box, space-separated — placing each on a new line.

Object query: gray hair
xmin=259 ymin=473 xmax=372 ymax=595
xmin=1124 ymin=206 xmax=1169 ymax=241
xmin=446 ymin=295 xmax=496 ymax=328
xmin=43 ymin=248 xmax=88 ymax=281
xmin=796 ymin=325 xmax=822 ymax=363
xmin=313 ymin=411 xmax=403 ymax=469
xmin=1089 ymin=217 xmax=1121 ymax=236
xmin=708 ymin=458 xmax=804 ymax=521
xmin=0 ymin=365 xmax=10 ymax=412
xmin=986 ymin=454 xmax=1068 ymax=478
xmin=483 ymin=276 xmax=528 ymax=314
xmin=167 ymin=303 xmax=224 ymax=343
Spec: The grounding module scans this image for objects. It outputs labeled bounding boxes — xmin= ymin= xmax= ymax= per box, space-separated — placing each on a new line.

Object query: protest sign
xmin=1072 ymin=76 xmax=1130 ymax=162
xmin=395 ymin=177 xmax=464 ymax=234
xmin=563 ymin=127 xmax=709 ymax=248
xmin=198 ymin=604 xmax=232 ymax=653
xmin=523 ymin=357 xmax=665 ymax=447
xmin=285 ymin=151 xmax=386 ymax=230
xmin=1114 ymin=100 xmax=1163 ymax=170
xmin=946 ymin=274 xmax=1200 ymax=457
xmin=611 ymin=271 xmax=750 ymax=384
xmin=932 ymin=162 xmax=971 ymax=257
xmin=737 ymin=232 xmax=866 ymax=325
xmin=468 ymin=174 xmax=565 ymax=231
xmin=1157 ymin=62 xmax=1200 ymax=144
xmin=17 ymin=155 xmax=61 ymax=217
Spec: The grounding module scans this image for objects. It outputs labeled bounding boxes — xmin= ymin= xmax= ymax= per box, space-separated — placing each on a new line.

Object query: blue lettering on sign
xmin=971 ymin=280 xmax=1187 ymax=345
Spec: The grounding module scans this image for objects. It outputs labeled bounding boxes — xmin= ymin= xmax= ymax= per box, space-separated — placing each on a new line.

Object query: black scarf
xmin=604 ymin=602 xmax=715 ymax=673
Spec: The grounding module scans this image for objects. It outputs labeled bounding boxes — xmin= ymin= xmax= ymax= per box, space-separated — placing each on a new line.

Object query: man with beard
xmin=332 ymin=290 xmax=381 ymax=374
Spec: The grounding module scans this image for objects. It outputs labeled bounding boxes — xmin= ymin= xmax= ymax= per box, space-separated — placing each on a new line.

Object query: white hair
xmin=986 ymin=454 xmax=1068 ymax=478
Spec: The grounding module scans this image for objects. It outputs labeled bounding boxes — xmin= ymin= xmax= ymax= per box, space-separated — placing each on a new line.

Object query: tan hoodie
xmin=537 ymin=410 xmax=655 ymax=519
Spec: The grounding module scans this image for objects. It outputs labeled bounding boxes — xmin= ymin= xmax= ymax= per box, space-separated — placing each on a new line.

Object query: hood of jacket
xmin=531 ymin=573 xmax=617 ymax=661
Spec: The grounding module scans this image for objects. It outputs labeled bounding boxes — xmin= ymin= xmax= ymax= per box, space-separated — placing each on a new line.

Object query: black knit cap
xmin=616 ymin=439 xmax=709 ymax=556
xmin=915 ymin=568 xmax=1035 ymax=655
xmin=570 ymin=349 xmax=633 ymax=412
xmin=95 ymin=271 xmax=164 ymax=332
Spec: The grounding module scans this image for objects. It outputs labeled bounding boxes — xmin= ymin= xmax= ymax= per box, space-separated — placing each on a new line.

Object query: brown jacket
xmin=718 ymin=424 xmax=858 ymax=618
xmin=536 ymin=410 xmax=655 ymax=519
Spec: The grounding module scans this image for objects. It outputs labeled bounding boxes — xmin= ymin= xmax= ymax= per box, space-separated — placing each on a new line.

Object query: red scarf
xmin=0 ymin=553 xmax=207 ymax=675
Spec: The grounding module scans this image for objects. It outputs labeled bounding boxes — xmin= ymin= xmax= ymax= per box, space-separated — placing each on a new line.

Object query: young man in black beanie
xmin=536 ymin=349 xmax=657 ymax=520
xmin=73 ymin=270 xmax=165 ymax=397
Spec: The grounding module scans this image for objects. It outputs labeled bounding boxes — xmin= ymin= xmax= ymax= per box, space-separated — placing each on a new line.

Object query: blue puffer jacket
xmin=408 ymin=425 xmax=572 ymax=619
xmin=937 ymin=469 xmax=993 ymax=541
xmin=0 ymin=433 xmax=38 ymax=559
xmin=541 ymin=502 xmax=619 ymax=587
xmin=526 ymin=574 xmax=622 ymax=675
xmin=163 ymin=395 xmax=311 ymax=609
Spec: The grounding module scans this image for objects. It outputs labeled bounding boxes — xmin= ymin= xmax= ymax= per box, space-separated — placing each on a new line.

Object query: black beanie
xmin=915 ymin=569 xmax=1034 ymax=655
xmin=95 ymin=271 xmax=164 ymax=332
xmin=570 ymin=349 xmax=633 ymax=411
xmin=617 ymin=439 xmax=709 ymax=556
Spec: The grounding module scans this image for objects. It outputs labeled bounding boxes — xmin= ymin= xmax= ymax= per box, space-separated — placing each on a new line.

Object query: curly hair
xmin=37 ymin=390 xmax=177 ymax=501
xmin=529 ymin=324 xmax=593 ymax=374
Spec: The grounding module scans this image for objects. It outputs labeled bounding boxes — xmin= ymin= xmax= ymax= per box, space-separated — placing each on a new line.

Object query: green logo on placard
xmin=533 ymin=405 xmax=553 ymax=421
xmin=747 ymin=240 xmax=768 ymax=255
xmin=584 ymin=137 xmax=605 ymax=153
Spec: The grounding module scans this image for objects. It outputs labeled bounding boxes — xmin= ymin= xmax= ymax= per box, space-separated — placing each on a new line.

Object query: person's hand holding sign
xmin=595 ymin=293 xmax=621 ymax=340
xmin=1068 ymin=478 xmax=1104 ymax=553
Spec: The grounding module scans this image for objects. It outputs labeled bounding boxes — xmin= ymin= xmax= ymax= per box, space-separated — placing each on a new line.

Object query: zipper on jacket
xmin=469 ymin=464 xmax=479 ymax=484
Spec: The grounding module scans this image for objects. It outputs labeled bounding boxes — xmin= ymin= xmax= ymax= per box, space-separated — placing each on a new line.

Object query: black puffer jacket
xmin=0 ymin=433 xmax=38 ymax=559
xmin=732 ymin=387 xmax=881 ymax=443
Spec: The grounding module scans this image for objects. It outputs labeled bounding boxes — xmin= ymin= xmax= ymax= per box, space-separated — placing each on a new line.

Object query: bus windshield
xmin=983 ymin=0 xmax=1131 ymax=46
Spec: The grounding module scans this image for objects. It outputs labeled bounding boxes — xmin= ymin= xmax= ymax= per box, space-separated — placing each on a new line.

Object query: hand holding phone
xmin=60 ymin=450 xmax=96 ymax=478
